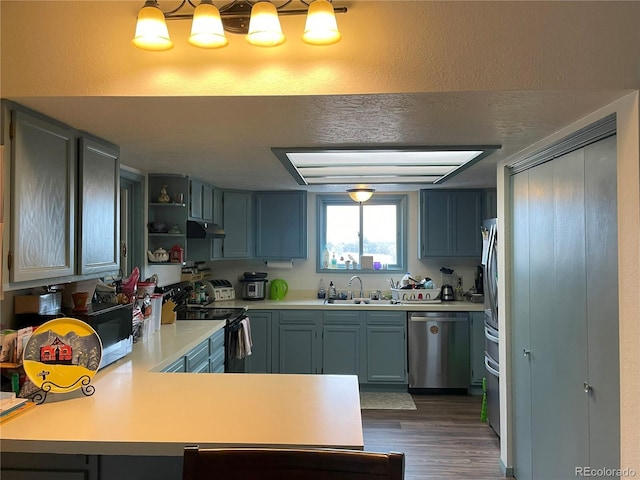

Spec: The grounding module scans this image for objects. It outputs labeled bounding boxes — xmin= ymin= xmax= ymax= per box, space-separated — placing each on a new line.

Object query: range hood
xmin=186 ymin=220 xmax=226 ymax=239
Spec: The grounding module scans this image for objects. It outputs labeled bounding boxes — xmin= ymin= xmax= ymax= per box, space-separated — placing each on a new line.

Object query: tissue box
xmin=14 ymin=292 xmax=62 ymax=315
xmin=360 ymin=255 xmax=374 ymax=269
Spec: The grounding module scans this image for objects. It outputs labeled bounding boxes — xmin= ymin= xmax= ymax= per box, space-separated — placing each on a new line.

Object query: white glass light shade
xmin=189 ymin=1 xmax=228 ymax=48
xmin=302 ymin=0 xmax=341 ymax=45
xmin=131 ymin=2 xmax=173 ymax=51
xmin=347 ymin=189 xmax=375 ymax=203
xmin=246 ymin=2 xmax=285 ymax=47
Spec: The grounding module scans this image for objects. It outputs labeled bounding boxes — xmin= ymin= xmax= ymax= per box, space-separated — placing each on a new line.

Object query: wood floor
xmin=362 ymin=394 xmax=504 ymax=480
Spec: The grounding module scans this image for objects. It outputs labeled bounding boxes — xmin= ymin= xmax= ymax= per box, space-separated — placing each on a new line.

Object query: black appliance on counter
xmin=15 ymin=302 xmax=134 ymax=370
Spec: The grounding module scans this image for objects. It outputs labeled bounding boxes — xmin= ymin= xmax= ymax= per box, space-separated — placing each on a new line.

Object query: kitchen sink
xmin=325 ymin=299 xmax=396 ymax=306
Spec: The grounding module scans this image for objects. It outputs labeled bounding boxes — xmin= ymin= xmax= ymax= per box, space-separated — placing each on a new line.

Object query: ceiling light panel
xmin=272 ymin=147 xmax=500 ymax=186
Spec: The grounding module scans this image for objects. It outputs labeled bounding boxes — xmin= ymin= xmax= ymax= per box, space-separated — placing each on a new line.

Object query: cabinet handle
xmin=583 ymin=382 xmax=592 ymax=394
xmin=523 ymin=348 xmax=530 ymax=357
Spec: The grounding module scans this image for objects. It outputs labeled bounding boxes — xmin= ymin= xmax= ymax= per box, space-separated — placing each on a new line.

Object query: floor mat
xmin=360 ymin=392 xmax=417 ymax=410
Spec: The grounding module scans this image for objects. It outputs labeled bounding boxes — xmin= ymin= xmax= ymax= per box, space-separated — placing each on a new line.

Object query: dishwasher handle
xmin=409 ymin=313 xmax=468 ymax=322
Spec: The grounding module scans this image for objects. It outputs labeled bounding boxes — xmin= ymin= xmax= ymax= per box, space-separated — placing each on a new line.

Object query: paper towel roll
xmin=265 ymin=260 xmax=293 ymax=269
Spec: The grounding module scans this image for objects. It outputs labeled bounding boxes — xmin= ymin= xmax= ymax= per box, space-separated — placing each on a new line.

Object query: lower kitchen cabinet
xmin=322 ymin=311 xmax=364 ymax=381
xmin=273 ymin=310 xmax=321 ymax=374
xmin=245 ymin=310 xmax=272 ymax=373
xmin=469 ymin=311 xmax=485 ymax=386
xmin=268 ymin=309 xmax=406 ymax=387
xmin=365 ymin=311 xmax=407 ymax=384
xmin=161 ymin=328 xmax=224 ymax=374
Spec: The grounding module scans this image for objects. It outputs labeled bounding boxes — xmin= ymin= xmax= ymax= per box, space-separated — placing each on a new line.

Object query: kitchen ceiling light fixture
xmin=347 ymin=188 xmax=375 ymax=203
xmin=272 ymin=146 xmax=502 ymax=186
xmin=132 ymin=0 xmax=346 ymax=51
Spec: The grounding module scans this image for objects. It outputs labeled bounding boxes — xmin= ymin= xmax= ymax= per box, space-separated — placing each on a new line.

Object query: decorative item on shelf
xmin=131 ymin=0 xmax=346 ymax=52
xmin=147 ymin=247 xmax=170 ymax=263
xmin=71 ymin=292 xmax=90 ymax=312
xmin=148 ymin=221 xmax=169 ymax=233
xmin=168 ymin=224 xmax=181 ymax=234
xmin=173 ymin=193 xmax=184 ymax=204
xmin=347 ymin=187 xmax=375 ymax=203
xmin=158 ymin=185 xmax=171 ymax=203
xmin=170 ymin=244 xmax=185 ymax=263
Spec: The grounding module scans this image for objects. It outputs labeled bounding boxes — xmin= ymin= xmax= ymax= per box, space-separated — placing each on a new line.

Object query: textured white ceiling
xmin=2 ymin=1 xmax=639 ymax=191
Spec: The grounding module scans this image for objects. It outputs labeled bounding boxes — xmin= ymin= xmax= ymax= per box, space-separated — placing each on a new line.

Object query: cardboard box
xmin=360 ymin=255 xmax=374 ymax=269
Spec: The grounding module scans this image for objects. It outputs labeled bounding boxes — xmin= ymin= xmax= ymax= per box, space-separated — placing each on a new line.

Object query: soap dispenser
xmin=328 ymin=281 xmax=337 ymax=299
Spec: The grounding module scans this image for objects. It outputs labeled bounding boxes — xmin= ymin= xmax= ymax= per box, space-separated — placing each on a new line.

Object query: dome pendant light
xmin=347 ymin=188 xmax=375 ymax=203
xmin=132 ymin=0 xmax=173 ymax=51
xmin=246 ymin=1 xmax=285 ymax=47
xmin=302 ymin=0 xmax=341 ymax=45
xmin=188 ymin=0 xmax=228 ymax=48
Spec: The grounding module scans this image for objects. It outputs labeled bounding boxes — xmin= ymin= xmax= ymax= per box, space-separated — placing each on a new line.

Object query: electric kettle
xmin=270 ymin=279 xmax=289 ymax=300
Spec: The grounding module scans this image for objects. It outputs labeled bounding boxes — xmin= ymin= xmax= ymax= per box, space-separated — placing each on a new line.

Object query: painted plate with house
xmin=23 ymin=318 xmax=103 ymax=394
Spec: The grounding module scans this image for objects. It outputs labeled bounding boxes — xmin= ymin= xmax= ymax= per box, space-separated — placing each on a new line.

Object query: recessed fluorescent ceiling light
xmin=271 ymin=147 xmax=500 ymax=185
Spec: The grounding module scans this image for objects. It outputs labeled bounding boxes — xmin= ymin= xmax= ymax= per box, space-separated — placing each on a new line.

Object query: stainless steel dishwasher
xmin=408 ymin=312 xmax=470 ymax=391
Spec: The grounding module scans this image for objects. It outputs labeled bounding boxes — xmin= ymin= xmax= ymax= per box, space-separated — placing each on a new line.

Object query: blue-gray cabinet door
xmin=277 ymin=324 xmax=318 ymax=374
xmin=10 ymin=109 xmax=77 ymax=282
xmin=222 ymin=191 xmax=253 ymax=258
xmin=274 ymin=310 xmax=320 ymax=374
xmin=246 ymin=311 xmax=272 ymax=373
xmin=189 ymin=179 xmax=204 ymax=219
xmin=255 ymin=191 xmax=307 ymax=259
xmin=322 ymin=310 xmax=364 ymax=380
xmin=451 ymin=191 xmax=483 ymax=256
xmin=366 ymin=325 xmax=406 ymax=383
xmin=78 ymin=136 xmax=120 ymax=275
xmin=419 ymin=191 xmax=450 ymax=257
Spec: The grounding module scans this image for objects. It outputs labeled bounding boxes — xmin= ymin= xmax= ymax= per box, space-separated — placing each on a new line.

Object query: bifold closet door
xmin=511 ymin=134 xmax=619 ymax=479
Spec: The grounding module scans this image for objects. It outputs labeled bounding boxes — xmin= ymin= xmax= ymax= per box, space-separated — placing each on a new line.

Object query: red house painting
xmin=40 ymin=337 xmax=73 ymax=365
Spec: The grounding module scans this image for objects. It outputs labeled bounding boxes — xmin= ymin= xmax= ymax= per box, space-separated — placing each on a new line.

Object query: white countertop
xmin=217 ymin=298 xmax=484 ymax=312
xmin=0 ymin=320 xmax=363 ymax=456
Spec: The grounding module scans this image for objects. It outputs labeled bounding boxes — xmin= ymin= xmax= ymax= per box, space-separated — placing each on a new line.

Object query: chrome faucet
xmin=348 ymin=275 xmax=364 ymax=299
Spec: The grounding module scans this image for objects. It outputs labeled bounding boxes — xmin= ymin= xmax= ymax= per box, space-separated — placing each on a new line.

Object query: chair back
xmin=182 ymin=446 xmax=404 ymax=480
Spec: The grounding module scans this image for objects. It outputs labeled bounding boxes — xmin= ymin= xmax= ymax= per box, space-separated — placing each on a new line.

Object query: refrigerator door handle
xmin=484 ymin=355 xmax=500 ymax=377
xmin=484 ymin=325 xmax=499 ymax=344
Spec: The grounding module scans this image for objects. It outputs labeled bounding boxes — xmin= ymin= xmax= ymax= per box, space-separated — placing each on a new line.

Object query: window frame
xmin=316 ymin=194 xmax=408 ymax=273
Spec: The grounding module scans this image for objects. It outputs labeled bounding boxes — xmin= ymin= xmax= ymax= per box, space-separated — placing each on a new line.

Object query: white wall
xmin=497 ymin=92 xmax=640 ymax=473
xmin=204 ymin=191 xmax=482 ymax=299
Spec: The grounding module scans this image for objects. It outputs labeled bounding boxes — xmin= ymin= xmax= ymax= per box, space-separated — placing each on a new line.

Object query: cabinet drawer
xmin=279 ymin=310 xmax=320 ymax=324
xmin=163 ymin=357 xmax=185 ymax=373
xmin=366 ymin=311 xmax=406 ymax=325
xmin=209 ymin=328 xmax=224 ymax=352
xmin=210 ymin=348 xmax=225 ymax=373
xmin=191 ymin=360 xmax=210 ymax=374
xmin=323 ymin=311 xmax=362 ymax=324
xmin=186 ymin=340 xmax=209 ymax=371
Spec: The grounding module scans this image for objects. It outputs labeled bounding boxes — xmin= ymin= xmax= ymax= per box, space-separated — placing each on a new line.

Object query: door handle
xmin=583 ymin=382 xmax=592 ymax=394
xmin=523 ymin=348 xmax=530 ymax=357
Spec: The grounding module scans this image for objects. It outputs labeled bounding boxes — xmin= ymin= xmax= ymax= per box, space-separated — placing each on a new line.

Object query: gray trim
xmin=120 ymin=170 xmax=145 ymax=277
xmin=508 ymin=114 xmax=616 ymax=175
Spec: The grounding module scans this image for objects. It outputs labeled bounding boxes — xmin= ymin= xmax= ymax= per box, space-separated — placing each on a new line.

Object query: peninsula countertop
xmin=0 ymin=320 xmax=363 ymax=456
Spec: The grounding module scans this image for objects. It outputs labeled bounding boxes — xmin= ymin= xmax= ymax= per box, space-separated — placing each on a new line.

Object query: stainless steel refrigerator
xmin=482 ymin=218 xmax=499 ymax=436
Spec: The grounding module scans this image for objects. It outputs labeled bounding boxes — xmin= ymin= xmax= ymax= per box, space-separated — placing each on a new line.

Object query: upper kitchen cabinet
xmin=484 ymin=189 xmax=497 ymax=219
xmin=4 ymin=102 xmax=122 ymax=283
xmin=8 ymin=107 xmax=77 ymax=282
xmin=78 ymin=136 xmax=120 ymax=275
xmin=147 ymin=174 xmax=189 ymax=264
xmin=255 ymin=191 xmax=307 ymax=259
xmin=419 ymin=190 xmax=483 ymax=258
xmin=189 ymin=179 xmax=213 ymax=222
xmin=222 ymin=190 xmax=253 ymax=259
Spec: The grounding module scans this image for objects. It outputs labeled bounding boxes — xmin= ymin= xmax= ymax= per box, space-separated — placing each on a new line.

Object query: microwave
xmin=15 ymin=302 xmax=134 ymax=370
